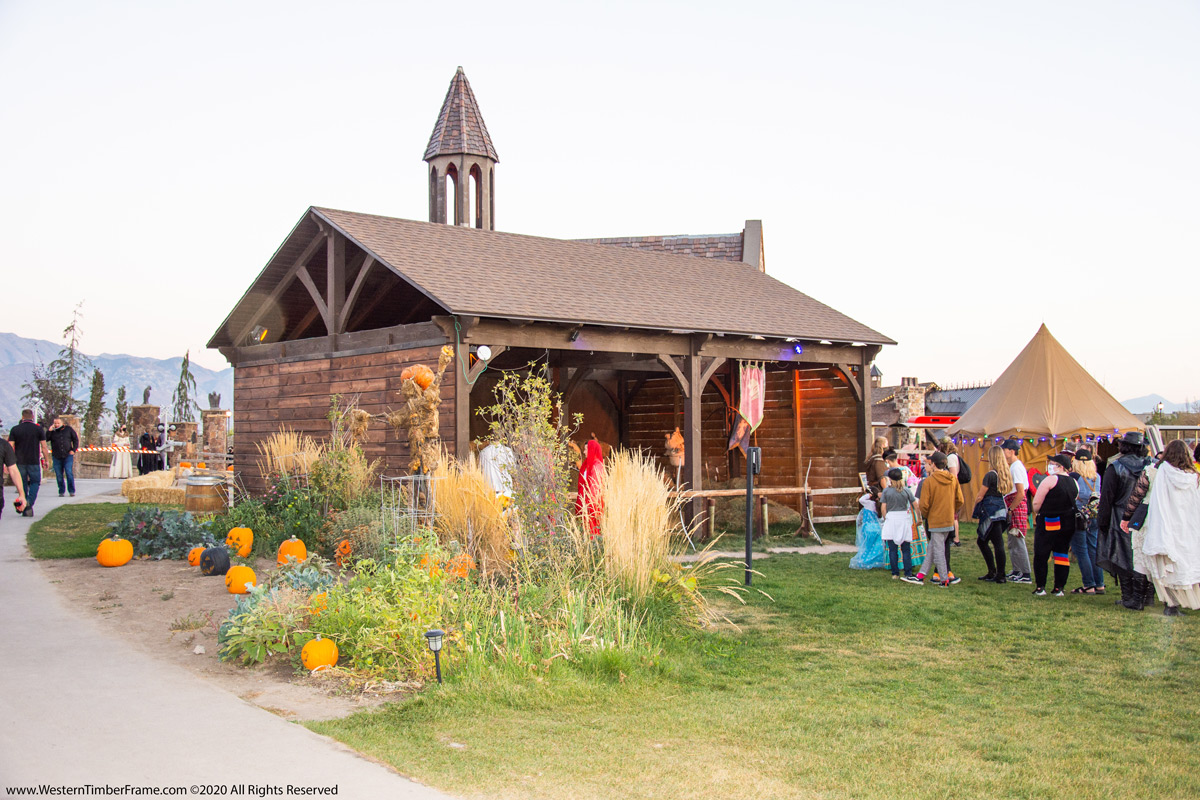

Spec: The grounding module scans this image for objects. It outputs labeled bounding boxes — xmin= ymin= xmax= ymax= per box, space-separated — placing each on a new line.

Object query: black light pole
xmin=745 ymin=447 xmax=761 ymax=586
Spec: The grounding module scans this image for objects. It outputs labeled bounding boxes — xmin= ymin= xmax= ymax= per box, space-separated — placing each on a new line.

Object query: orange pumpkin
xmin=400 ymin=364 xmax=435 ymax=390
xmin=301 ymin=635 xmax=338 ymax=671
xmin=334 ymin=539 xmax=352 ymax=568
xmin=179 ymin=461 xmax=193 ymax=469
xmin=309 ymin=592 xmax=328 ymax=616
xmin=277 ymin=536 xmax=308 ymax=565
xmin=97 ymin=536 xmax=133 ymax=568
xmin=226 ymin=527 xmax=253 ymax=558
xmin=225 ymin=565 xmax=257 ymax=594
xmin=197 ymin=462 xmax=207 ymax=469
xmin=187 ymin=546 xmax=204 ymax=566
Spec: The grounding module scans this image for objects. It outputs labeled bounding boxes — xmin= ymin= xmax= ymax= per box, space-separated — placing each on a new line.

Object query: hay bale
xmin=125 ymin=487 xmax=186 ymax=506
xmin=121 ymin=471 xmax=175 ymax=497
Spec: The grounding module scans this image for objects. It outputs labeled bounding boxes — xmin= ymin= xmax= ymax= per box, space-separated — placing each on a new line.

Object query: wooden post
xmin=684 ymin=350 xmax=703 ymax=522
xmin=857 ymin=351 xmax=873 ymax=465
xmin=706 ymin=498 xmax=716 ymax=540
xmin=326 ymin=233 xmax=345 ymax=336
xmin=760 ymin=495 xmax=769 ymax=539
xmin=792 ymin=367 xmax=803 ymax=490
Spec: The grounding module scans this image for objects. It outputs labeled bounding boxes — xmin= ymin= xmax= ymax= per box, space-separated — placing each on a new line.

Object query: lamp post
xmin=424 ymin=629 xmax=444 ymax=684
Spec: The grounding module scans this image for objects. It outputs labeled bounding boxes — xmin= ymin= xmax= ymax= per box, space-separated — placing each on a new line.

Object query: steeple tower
xmin=425 ymin=67 xmax=499 ymax=230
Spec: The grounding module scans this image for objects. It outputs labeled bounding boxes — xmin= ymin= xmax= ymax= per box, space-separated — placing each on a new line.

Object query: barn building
xmin=208 ymin=68 xmax=893 ymax=520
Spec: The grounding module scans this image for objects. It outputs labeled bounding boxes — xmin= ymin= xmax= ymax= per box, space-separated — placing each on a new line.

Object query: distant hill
xmin=0 ymin=331 xmax=232 ymax=429
xmin=1121 ymin=393 xmax=1187 ymax=414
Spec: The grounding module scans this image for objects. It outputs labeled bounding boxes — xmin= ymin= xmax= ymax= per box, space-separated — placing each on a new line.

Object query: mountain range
xmin=0 ymin=332 xmax=232 ymax=429
xmin=1120 ymin=394 xmax=1191 ymax=414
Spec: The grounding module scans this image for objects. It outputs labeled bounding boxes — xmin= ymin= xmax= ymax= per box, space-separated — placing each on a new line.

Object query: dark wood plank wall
xmin=624 ymin=367 xmax=859 ymax=517
xmin=625 ymin=377 xmax=730 ymax=482
xmin=795 ymin=367 xmax=860 ymax=518
xmin=233 ymin=344 xmax=454 ymax=492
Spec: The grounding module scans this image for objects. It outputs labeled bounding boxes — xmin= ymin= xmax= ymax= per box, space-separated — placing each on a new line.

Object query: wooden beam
xmin=295 ymin=266 xmax=329 ymax=328
xmin=657 ymin=354 xmax=689 ymax=397
xmin=683 ymin=350 xmax=703 ymax=521
xmin=292 ymin=306 xmax=323 ymax=340
xmin=337 ymin=254 xmax=374 ymax=332
xmin=447 ymin=317 xmax=874 ymax=365
xmin=793 ymin=367 xmax=804 ymax=500
xmin=326 ymin=234 xmax=345 ymax=335
xmin=563 ymin=367 xmax=593 ymax=405
xmin=468 ymin=346 xmax=506 ymax=382
xmin=233 ymin=230 xmax=327 ymax=345
xmin=698 ymin=356 xmax=726 ymax=393
xmin=833 ymin=363 xmax=863 ymax=402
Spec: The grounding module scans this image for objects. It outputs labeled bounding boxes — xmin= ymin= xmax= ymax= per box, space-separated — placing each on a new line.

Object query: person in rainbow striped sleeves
xmin=1030 ymin=453 xmax=1079 ymax=596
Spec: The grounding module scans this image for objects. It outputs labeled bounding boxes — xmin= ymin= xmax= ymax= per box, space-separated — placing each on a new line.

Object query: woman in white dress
xmin=109 ymin=425 xmax=133 ymax=479
xmin=1128 ymin=440 xmax=1200 ymax=615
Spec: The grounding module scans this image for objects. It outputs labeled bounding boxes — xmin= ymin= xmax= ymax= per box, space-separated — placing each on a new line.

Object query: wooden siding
xmin=233 ymin=344 xmax=454 ymax=493
xmin=623 ymin=366 xmax=860 ymax=518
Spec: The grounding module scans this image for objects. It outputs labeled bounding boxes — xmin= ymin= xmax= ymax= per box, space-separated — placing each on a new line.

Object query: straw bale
xmin=120 ymin=471 xmax=175 ymax=497
xmin=125 ymin=487 xmax=186 ymax=505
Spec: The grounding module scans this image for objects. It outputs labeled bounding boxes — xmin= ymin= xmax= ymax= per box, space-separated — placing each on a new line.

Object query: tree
xmin=21 ymin=304 xmax=94 ymax=424
xmin=46 ymin=302 xmax=93 ymax=417
xmin=172 ymin=350 xmax=199 ymax=422
xmin=82 ymin=368 xmax=107 ymax=445
xmin=113 ymin=385 xmax=129 ymax=434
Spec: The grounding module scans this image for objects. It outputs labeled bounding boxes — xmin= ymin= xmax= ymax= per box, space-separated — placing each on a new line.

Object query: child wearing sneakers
xmin=916 ymin=451 xmax=965 ymax=585
xmin=880 ymin=467 xmax=922 ymax=584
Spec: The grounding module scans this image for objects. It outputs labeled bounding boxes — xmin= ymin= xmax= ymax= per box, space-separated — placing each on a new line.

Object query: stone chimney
xmin=893 ymin=378 xmax=927 ymax=447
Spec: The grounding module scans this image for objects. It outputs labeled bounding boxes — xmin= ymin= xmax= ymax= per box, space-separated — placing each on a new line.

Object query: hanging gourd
xmin=400 ymin=364 xmax=435 ymax=390
xmin=301 ymin=635 xmax=338 ymax=671
xmin=277 ymin=537 xmax=308 ymax=565
xmin=225 ymin=565 xmax=257 ymax=594
xmin=187 ymin=547 xmax=204 ymax=567
xmin=226 ymin=527 xmax=253 ymax=558
xmin=309 ymin=592 xmax=328 ymax=616
xmin=200 ymin=547 xmax=231 ymax=576
xmin=334 ymin=539 xmax=352 ymax=568
xmin=96 ymin=536 xmax=134 ymax=568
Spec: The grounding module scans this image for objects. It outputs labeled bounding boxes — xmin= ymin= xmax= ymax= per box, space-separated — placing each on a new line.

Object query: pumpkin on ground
xmin=400 ymin=364 xmax=435 ymax=390
xmin=301 ymin=635 xmax=338 ymax=671
xmin=187 ymin=547 xmax=204 ymax=567
xmin=277 ymin=537 xmax=308 ymax=565
xmin=226 ymin=527 xmax=253 ymax=558
xmin=309 ymin=592 xmax=328 ymax=615
xmin=200 ymin=547 xmax=231 ymax=576
xmin=225 ymin=565 xmax=257 ymax=594
xmin=97 ymin=536 xmax=134 ymax=568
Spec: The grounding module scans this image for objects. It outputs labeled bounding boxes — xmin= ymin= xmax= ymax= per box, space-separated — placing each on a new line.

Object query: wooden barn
xmin=207 ymin=68 xmax=893 ymax=520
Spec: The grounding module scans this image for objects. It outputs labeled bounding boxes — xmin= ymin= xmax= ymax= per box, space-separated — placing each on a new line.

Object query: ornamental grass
xmin=254 ymin=427 xmax=320 ymax=479
xmin=433 ymin=457 xmax=512 ymax=577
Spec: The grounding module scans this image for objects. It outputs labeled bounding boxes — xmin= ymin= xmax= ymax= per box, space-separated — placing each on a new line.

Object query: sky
xmin=1 ymin=0 xmax=1197 ymax=403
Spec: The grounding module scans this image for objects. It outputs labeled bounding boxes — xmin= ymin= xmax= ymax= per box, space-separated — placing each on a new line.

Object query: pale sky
xmin=2 ymin=0 xmax=1196 ymax=403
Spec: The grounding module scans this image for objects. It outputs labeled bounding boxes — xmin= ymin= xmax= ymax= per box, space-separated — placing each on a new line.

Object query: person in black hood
xmin=1096 ymin=431 xmax=1147 ymax=609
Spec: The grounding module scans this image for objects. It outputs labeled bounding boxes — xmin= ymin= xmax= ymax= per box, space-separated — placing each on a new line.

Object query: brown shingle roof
xmin=575 ymin=233 xmax=744 ymax=262
xmin=309 ymin=207 xmax=892 ymax=345
xmin=424 ymin=67 xmax=499 ymax=162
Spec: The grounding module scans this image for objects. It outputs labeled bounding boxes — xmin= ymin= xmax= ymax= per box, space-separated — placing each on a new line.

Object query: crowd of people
xmin=861 ymin=433 xmax=1200 ymax=615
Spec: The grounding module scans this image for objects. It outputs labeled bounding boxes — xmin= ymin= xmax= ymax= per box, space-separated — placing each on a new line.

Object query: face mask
xmin=1046 ymin=464 xmax=1060 ymax=475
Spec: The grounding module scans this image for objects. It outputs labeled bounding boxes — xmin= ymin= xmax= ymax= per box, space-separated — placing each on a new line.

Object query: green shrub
xmin=110 ymin=507 xmax=216 ymax=560
xmin=218 ymin=585 xmax=311 ymax=666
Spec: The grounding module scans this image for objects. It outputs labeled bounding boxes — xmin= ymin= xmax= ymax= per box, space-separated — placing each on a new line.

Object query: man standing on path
xmin=0 ymin=426 xmax=27 ymax=519
xmin=1002 ymin=439 xmax=1033 ymax=583
xmin=46 ymin=416 xmax=79 ymax=497
xmin=7 ymin=409 xmax=44 ymax=517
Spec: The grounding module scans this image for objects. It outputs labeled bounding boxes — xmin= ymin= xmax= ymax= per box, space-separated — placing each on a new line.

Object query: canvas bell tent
xmin=946 ymin=324 xmax=1144 ymax=512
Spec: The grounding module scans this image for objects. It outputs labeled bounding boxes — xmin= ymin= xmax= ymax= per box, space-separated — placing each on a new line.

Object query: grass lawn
xmin=27 ymin=503 xmax=142 ymax=558
xmin=310 ymin=532 xmax=1200 ymax=799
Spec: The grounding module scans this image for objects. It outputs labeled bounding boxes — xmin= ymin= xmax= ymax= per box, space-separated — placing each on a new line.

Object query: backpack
xmin=955 ymin=454 xmax=972 ymax=484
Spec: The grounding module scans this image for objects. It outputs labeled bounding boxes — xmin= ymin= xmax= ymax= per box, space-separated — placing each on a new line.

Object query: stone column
xmin=170 ymin=421 xmax=198 ymax=465
xmin=202 ymin=410 xmax=229 ymax=460
xmin=61 ymin=414 xmax=82 ymax=480
xmin=893 ymin=378 xmax=927 ymax=448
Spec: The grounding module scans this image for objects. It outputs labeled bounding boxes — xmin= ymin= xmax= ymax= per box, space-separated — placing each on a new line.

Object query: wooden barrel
xmin=185 ymin=476 xmax=227 ymax=513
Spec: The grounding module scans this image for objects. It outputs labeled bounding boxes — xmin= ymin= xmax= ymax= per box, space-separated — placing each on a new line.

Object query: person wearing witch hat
xmin=1096 ymin=431 xmax=1148 ymax=610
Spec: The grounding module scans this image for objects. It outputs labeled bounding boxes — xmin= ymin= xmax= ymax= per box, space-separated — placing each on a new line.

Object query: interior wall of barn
xmin=232 ymin=344 xmax=455 ymax=493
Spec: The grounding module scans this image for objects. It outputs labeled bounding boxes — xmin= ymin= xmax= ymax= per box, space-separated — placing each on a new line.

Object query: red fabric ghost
xmin=575 ymin=439 xmax=604 ymax=537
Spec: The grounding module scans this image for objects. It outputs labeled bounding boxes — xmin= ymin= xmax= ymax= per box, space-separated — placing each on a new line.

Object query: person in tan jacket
xmin=916 ymin=451 xmax=965 ymax=586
